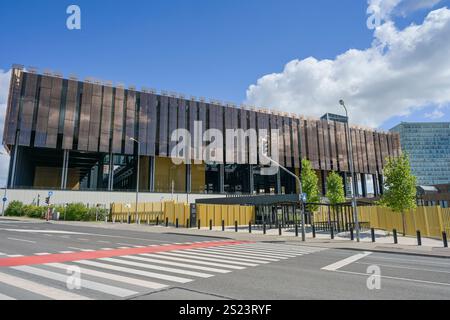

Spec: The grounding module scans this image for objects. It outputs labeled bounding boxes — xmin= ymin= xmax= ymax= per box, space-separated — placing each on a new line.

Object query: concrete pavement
xmin=0 ymin=217 xmax=449 ymax=300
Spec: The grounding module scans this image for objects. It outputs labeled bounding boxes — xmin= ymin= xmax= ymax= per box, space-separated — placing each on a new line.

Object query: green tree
xmin=326 ymin=172 xmax=346 ymax=206
xmin=379 ymin=153 xmax=417 ymax=235
xmin=301 ymin=158 xmax=320 ymax=212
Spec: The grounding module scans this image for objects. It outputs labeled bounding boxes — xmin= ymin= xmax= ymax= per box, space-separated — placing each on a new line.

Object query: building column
xmin=60 ymin=150 xmax=69 ymax=190
xmin=249 ymin=165 xmax=255 ymax=195
xmin=361 ymin=174 xmax=367 ymax=198
xmin=276 ymin=171 xmax=282 ymax=195
xmin=378 ymin=174 xmax=384 ymax=195
xmin=186 ymin=164 xmax=192 ymax=194
xmin=149 ymin=156 xmax=155 ymax=192
xmin=108 ymin=152 xmax=114 ymax=191
xmin=219 ymin=164 xmax=225 ymax=194
xmin=9 ymin=133 xmax=20 ymax=188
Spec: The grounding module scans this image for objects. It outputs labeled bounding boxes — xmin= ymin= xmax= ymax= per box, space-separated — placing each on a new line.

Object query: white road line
xmin=46 ymin=263 xmax=167 ymax=290
xmin=133 ymin=246 xmax=145 ymax=248
xmin=206 ymin=247 xmax=296 ymax=259
xmin=322 ymin=252 xmax=373 ymax=271
xmin=335 ymin=269 xmax=450 ymax=287
xmin=186 ymin=249 xmax=279 ymax=262
xmin=194 ymin=247 xmax=286 ymax=260
xmin=118 ymin=247 xmax=131 ymax=249
xmin=238 ymin=244 xmax=318 ymax=255
xmin=59 ymin=251 xmax=75 ymax=254
xmin=99 ymin=257 xmax=213 ymax=278
xmin=0 ymin=271 xmax=90 ymax=300
xmin=363 ymin=255 xmax=450 ymax=267
xmin=162 ymin=251 xmax=261 ymax=266
xmin=12 ymin=265 xmax=137 ymax=298
xmin=7 ymin=255 xmax=24 ymax=258
xmin=231 ymin=245 xmax=303 ymax=256
xmin=35 ymin=253 xmax=51 ymax=256
xmin=0 ymin=293 xmax=15 ymax=300
xmin=144 ymin=253 xmax=246 ymax=270
xmin=355 ymin=262 xmax=450 ymax=274
xmin=101 ymin=248 xmax=114 ymax=251
xmin=248 ymin=244 xmax=324 ymax=253
xmin=68 ymin=247 xmax=95 ymax=252
xmin=123 ymin=255 xmax=231 ymax=274
xmin=7 ymin=237 xmax=36 ymax=244
xmin=74 ymin=260 xmax=192 ymax=283
xmin=0 ymin=252 xmax=6 ymax=256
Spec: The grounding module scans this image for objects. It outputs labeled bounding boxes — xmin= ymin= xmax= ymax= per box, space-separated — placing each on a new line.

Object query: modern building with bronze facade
xmin=3 ymin=66 xmax=401 ymax=199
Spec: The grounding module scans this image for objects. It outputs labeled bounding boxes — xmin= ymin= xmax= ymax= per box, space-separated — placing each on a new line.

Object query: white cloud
xmin=368 ymin=0 xmax=443 ymax=21
xmin=245 ymin=6 xmax=450 ymax=128
xmin=0 ymin=69 xmax=11 ymax=187
xmin=425 ymin=108 xmax=445 ymax=119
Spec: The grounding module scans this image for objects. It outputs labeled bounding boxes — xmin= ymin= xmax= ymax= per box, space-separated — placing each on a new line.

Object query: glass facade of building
xmin=390 ymin=122 xmax=450 ymax=186
xmin=3 ymin=66 xmax=401 ymax=197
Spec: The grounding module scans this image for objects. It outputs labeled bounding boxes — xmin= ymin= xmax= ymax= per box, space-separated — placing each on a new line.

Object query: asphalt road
xmin=0 ymin=218 xmax=449 ymax=300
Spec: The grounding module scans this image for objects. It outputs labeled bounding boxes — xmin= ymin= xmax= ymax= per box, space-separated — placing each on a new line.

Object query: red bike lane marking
xmin=0 ymin=240 xmax=251 ymax=267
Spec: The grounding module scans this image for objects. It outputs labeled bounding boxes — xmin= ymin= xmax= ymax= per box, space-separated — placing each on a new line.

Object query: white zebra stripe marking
xmin=99 ymin=257 xmax=213 ymax=278
xmin=185 ymin=249 xmax=279 ymax=262
xmin=46 ymin=263 xmax=167 ymax=290
xmin=12 ymin=266 xmax=137 ymax=298
xmin=74 ymin=260 xmax=192 ymax=283
xmin=164 ymin=251 xmax=262 ymax=266
xmin=145 ymin=253 xmax=246 ymax=270
xmin=0 ymin=271 xmax=90 ymax=300
xmin=122 ymin=255 xmax=231 ymax=274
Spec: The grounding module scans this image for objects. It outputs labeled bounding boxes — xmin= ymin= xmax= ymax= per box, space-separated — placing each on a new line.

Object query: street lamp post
xmin=130 ymin=138 xmax=140 ymax=224
xmin=261 ymin=139 xmax=306 ymax=241
xmin=339 ymin=100 xmax=361 ymax=242
xmin=1 ymin=151 xmax=9 ymax=216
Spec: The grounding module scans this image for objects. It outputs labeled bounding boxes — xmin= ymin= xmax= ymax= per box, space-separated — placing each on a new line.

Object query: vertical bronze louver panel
xmin=360 ymin=129 xmax=369 ymax=173
xmin=248 ymin=110 xmax=257 ymax=165
xmin=34 ymin=76 xmax=52 ymax=147
xmin=4 ymin=69 xmax=24 ymax=145
xmin=328 ymin=121 xmax=337 ymax=171
xmin=138 ymin=92 xmax=148 ymax=156
xmin=307 ymin=120 xmax=319 ymax=170
xmin=176 ymin=99 xmax=187 ymax=158
xmin=283 ymin=117 xmax=292 ymax=168
xmin=87 ymin=84 xmax=102 ymax=152
xmin=158 ymin=95 xmax=169 ymax=157
xmin=317 ymin=120 xmax=326 ymax=170
xmin=321 ymin=120 xmax=331 ymax=171
xmin=62 ymin=80 xmax=78 ymax=150
xmin=299 ymin=120 xmax=307 ymax=163
xmin=275 ymin=115 xmax=285 ymax=167
xmin=188 ymin=100 xmax=198 ymax=161
xmin=351 ymin=129 xmax=360 ymax=173
xmin=335 ymin=122 xmax=344 ymax=172
xmin=99 ymin=86 xmax=113 ymax=153
xmin=240 ymin=109 xmax=249 ymax=164
xmin=45 ymin=77 xmax=63 ymax=149
xmin=146 ymin=93 xmax=158 ymax=157
xmin=168 ymin=97 xmax=178 ymax=155
xmin=78 ymin=82 xmax=93 ymax=151
xmin=224 ymin=106 xmax=235 ymax=164
xmin=373 ymin=132 xmax=382 ymax=173
xmin=380 ymin=133 xmax=389 ymax=167
xmin=292 ymin=118 xmax=300 ymax=169
xmin=112 ymin=87 xmax=124 ymax=154
xmin=366 ymin=131 xmax=377 ymax=174
xmin=124 ymin=90 xmax=136 ymax=155
xmin=19 ymin=73 xmax=39 ymax=146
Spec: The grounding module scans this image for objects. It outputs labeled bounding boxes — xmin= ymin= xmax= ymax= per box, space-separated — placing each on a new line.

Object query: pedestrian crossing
xmin=0 ymin=242 xmax=326 ymax=300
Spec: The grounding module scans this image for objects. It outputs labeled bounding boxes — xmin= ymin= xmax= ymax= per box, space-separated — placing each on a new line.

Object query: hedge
xmin=5 ymin=201 xmax=108 ymax=221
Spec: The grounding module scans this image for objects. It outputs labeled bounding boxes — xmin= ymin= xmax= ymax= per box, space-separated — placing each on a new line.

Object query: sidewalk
xmin=2 ymin=216 xmax=449 ymax=258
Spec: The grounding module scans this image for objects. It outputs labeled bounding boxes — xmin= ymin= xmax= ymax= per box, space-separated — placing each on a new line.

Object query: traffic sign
xmin=301 ymin=193 xmax=307 ymax=203
xmin=2 ymin=197 xmax=7 ymax=202
xmin=48 ymin=191 xmax=53 ymax=197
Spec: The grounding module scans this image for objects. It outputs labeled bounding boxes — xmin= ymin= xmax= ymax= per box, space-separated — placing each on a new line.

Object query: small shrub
xmin=5 ymin=201 xmax=24 ymax=217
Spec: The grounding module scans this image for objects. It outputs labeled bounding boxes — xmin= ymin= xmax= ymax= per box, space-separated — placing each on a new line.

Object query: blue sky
xmin=1 ymin=0 xmax=450 ymax=131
